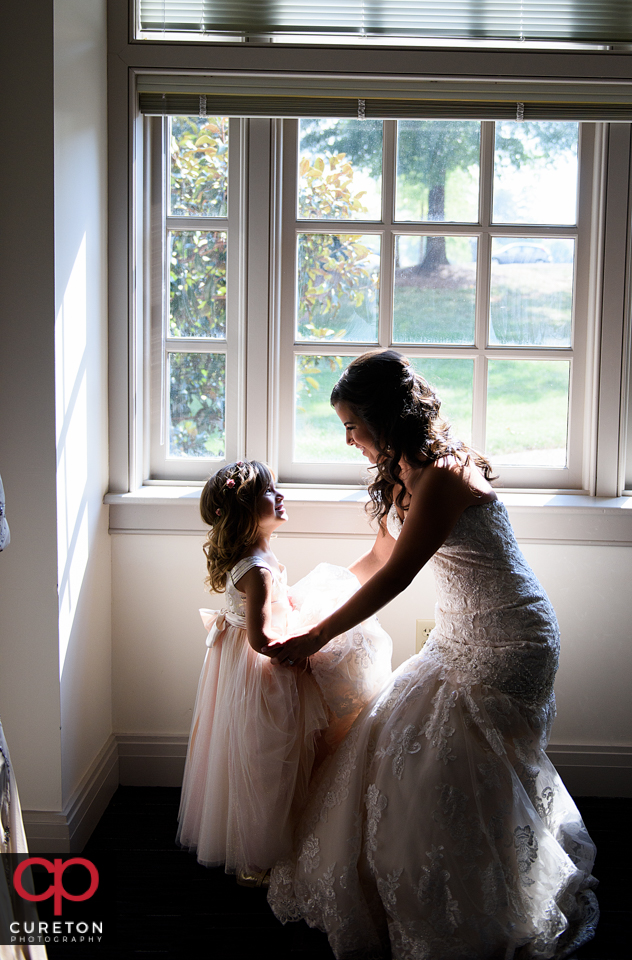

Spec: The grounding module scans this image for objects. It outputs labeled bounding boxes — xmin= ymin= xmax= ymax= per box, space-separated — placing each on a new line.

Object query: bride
xmin=265 ymin=350 xmax=598 ymax=959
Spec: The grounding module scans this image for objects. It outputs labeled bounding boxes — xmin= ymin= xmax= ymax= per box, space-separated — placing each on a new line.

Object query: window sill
xmin=105 ymin=486 xmax=632 ymax=544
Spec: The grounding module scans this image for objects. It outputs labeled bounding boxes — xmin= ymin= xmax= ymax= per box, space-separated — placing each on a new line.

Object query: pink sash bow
xmin=199 ymin=608 xmax=246 ymax=647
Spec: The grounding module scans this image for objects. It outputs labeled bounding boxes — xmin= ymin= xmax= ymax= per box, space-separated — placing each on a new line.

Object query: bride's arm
xmin=348 ymin=518 xmax=395 ymax=585
xmin=264 ymin=464 xmax=476 ymax=663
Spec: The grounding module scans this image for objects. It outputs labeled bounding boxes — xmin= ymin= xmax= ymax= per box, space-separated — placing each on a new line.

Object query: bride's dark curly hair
xmin=330 ymin=350 xmax=495 ymax=523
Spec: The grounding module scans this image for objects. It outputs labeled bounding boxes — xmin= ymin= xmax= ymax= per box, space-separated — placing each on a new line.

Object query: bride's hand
xmin=263 ymin=625 xmax=327 ymax=665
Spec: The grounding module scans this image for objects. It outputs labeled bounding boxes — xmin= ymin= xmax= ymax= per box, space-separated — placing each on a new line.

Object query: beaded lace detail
xmin=391 ymin=501 xmax=559 ymax=709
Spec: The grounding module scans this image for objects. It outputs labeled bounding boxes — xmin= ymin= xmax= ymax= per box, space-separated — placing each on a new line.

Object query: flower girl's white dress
xmin=177 ymin=557 xmax=392 ymax=874
xmin=269 ymin=501 xmax=599 ymax=959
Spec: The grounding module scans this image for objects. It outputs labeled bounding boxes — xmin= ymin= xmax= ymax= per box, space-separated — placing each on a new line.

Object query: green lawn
xmin=294 ymin=354 xmax=569 ymax=465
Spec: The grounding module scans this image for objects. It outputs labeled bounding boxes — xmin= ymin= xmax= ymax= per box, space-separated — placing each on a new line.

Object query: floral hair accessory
xmin=225 ymin=478 xmax=236 ymax=488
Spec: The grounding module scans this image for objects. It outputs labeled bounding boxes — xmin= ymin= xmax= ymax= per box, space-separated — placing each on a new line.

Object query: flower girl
xmin=177 ymin=460 xmax=391 ymax=883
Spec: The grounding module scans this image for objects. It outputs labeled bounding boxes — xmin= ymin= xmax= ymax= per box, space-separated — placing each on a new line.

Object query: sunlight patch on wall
xmin=55 ymin=234 xmax=89 ymax=677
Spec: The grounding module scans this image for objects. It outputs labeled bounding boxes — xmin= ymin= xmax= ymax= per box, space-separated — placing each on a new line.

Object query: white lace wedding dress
xmin=269 ymin=500 xmax=598 ymax=959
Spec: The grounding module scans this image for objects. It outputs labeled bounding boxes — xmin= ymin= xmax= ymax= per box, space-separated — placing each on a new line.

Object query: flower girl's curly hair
xmin=330 ymin=350 xmax=495 ymax=524
xmin=200 ymin=460 xmax=275 ymax=593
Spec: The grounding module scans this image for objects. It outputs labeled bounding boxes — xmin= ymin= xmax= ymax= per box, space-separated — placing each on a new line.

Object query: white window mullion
xmin=278 ymin=119 xmax=299 ymax=481
xmin=244 ymin=119 xmax=275 ymax=465
xmin=148 ymin=116 xmax=167 ymax=475
xmin=266 ymin=119 xmax=285 ymax=475
xmin=478 ymin=122 xmax=494 ymax=231
xmin=471 ymin=121 xmax=494 ymax=456
xmin=226 ymin=117 xmax=247 ymax=464
xmin=471 ymin=355 xmax=488 ymax=455
xmin=381 ymin=120 xmax=396 ymax=348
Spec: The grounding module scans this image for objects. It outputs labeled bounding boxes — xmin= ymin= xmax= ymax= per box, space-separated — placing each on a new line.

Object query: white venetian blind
xmin=137 ymin=1 xmax=632 ymax=44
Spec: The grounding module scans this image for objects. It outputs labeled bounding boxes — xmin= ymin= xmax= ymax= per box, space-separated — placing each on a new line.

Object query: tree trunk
xmin=415 ymin=180 xmax=449 ymax=272
xmin=420 ymin=235 xmax=449 ymax=270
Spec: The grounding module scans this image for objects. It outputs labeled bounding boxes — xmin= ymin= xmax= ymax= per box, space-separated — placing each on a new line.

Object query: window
xmin=145 ymin=112 xmax=599 ymax=490
xmin=147 ymin=116 xmax=244 ymax=481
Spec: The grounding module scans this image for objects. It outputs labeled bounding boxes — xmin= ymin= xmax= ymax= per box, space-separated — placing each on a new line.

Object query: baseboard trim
xmin=547 ymin=743 xmax=632 ymax=797
xmin=22 ymin=735 xmax=119 ymax=853
xmin=114 ymin=736 xmax=632 ymax=796
xmin=19 ymin=737 xmax=632 ymax=852
xmin=117 ymin=734 xmax=188 ymax=787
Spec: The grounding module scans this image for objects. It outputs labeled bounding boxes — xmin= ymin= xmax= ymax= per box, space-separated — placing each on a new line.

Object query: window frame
xmin=143 ymin=112 xmax=602 ymax=490
xmin=114 ymin=62 xmax=632 ymax=505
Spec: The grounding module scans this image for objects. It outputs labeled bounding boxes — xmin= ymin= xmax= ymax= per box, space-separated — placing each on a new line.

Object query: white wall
xmin=0 ymin=0 xmax=110 ymax=822
xmin=0 ymin=3 xmax=63 ymax=811
xmin=54 ymin=0 xmax=111 ymax=805
xmin=112 ymin=531 xmax=632 ymax=756
xmin=524 ymin=542 xmax=632 ymax=746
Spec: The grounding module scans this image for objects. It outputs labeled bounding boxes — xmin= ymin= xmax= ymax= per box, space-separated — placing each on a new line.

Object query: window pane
xmin=169 ymin=117 xmax=228 ymax=218
xmin=410 ymin=358 xmax=473 ymax=446
xmin=489 ymin=238 xmax=574 ymax=346
xmin=393 ymin=236 xmax=476 ymax=344
xmin=294 ymin=356 xmax=365 ymax=463
xmin=493 ymin=121 xmax=578 ymax=225
xmin=296 ymin=234 xmax=380 ymax=342
xmin=168 ymin=353 xmax=225 ymax=458
xmin=395 ymin=120 xmax=480 ymax=223
xmin=487 ymin=360 xmax=570 ymax=466
xmin=298 ymin=119 xmax=382 ymax=221
xmin=169 ymin=231 xmax=226 ymax=338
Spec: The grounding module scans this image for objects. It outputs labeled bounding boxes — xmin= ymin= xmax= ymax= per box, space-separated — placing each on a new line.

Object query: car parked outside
xmin=491 ymin=243 xmax=552 ymax=264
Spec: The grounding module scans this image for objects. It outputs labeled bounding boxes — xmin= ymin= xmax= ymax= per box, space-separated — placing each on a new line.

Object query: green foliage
xmin=494 ymin=121 xmax=578 ymax=171
xmin=295 ymin=152 xmax=378 ymax=404
xmin=296 ymin=355 xmax=344 ymax=409
xmin=396 ymin=120 xmax=481 ymax=223
xmin=168 ymin=118 xmax=230 ymax=458
xmin=170 ymin=117 xmax=228 ymax=217
xmin=169 ymin=353 xmax=225 ymax=458
xmin=302 ymin=118 xmax=577 ymax=231
xmin=170 ymin=231 xmax=226 ymax=338
xmin=298 ymin=152 xmax=368 ymax=220
xmin=297 ymin=232 xmax=378 ymax=337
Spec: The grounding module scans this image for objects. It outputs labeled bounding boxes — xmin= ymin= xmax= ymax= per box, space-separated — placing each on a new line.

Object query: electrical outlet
xmin=416 ymin=619 xmax=435 ymax=653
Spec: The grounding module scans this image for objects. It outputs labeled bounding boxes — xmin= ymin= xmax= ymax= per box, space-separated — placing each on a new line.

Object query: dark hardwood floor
xmin=41 ymin=787 xmax=628 ymax=959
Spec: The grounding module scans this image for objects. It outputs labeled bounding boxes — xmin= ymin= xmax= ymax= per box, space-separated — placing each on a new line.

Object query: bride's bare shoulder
xmin=410 ymin=456 xmax=497 ymax=505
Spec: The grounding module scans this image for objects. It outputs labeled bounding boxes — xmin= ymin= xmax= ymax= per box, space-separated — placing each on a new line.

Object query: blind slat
xmin=139 ymin=92 xmax=632 ymax=121
xmin=136 ymin=75 xmax=632 ymax=105
xmin=138 ymin=1 xmax=632 ymax=43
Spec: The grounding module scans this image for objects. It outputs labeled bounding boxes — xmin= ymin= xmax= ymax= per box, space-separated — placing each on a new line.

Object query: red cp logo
xmin=14 ymin=858 xmax=99 ymax=916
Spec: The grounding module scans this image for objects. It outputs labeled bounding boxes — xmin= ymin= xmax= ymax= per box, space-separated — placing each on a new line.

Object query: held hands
xmin=262 ymin=624 xmax=328 ymax=666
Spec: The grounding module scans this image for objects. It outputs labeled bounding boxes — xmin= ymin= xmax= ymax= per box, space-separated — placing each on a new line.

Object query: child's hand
xmin=262 ymin=626 xmax=326 ymax=666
